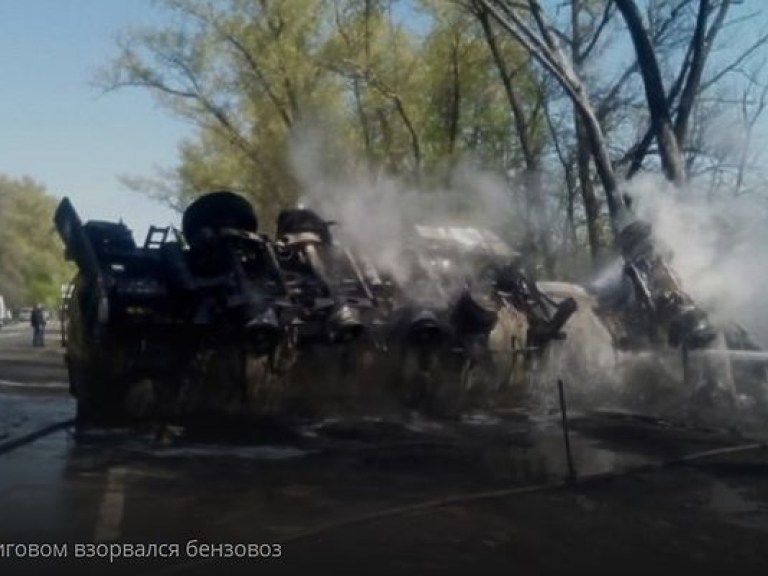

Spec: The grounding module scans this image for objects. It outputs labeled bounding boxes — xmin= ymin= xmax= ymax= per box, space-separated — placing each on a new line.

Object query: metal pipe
xmin=688 ymin=349 xmax=768 ymax=363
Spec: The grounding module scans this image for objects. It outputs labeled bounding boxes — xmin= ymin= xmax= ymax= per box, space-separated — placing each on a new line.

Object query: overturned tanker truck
xmin=54 ymin=191 xmax=578 ymax=427
xmin=587 ymin=208 xmax=768 ymax=411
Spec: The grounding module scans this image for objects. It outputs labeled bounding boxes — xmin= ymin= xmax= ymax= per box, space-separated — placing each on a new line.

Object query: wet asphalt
xmin=1 ymin=322 xmax=768 ymax=575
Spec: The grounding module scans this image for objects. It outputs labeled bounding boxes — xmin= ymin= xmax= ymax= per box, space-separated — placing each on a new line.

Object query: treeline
xmin=103 ymin=1 xmax=539 ymax=220
xmin=101 ymin=0 xmax=768 ymax=277
xmin=0 ymin=175 xmax=74 ymax=309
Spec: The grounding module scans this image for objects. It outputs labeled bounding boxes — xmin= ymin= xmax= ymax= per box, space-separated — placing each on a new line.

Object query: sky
xmin=1 ymin=0 xmax=767 ymax=245
xmin=0 ymin=0 xmax=192 ymax=240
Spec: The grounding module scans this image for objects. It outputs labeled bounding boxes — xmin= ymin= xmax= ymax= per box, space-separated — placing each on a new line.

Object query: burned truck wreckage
xmin=54 ymin=191 xmax=577 ymax=426
xmin=54 ymin=190 xmax=765 ymax=427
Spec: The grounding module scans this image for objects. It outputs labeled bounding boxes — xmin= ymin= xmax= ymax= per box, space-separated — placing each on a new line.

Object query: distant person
xmin=31 ymin=304 xmax=47 ymax=347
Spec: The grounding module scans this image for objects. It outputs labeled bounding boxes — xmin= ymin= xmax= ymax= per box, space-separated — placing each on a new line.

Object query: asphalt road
xmin=0 ymin=321 xmax=67 ymax=385
xmin=1 ymin=323 xmax=768 ymax=575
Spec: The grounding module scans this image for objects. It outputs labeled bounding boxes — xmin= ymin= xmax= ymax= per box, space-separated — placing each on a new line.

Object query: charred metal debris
xmin=52 ymin=190 xmax=755 ymax=427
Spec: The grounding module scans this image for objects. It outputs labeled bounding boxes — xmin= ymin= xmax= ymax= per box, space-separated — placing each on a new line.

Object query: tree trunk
xmin=614 ymin=0 xmax=686 ymax=184
xmin=571 ymin=0 xmax=603 ymax=260
xmin=476 ymin=4 xmax=552 ymax=273
xmin=447 ymin=40 xmax=461 ymax=157
xmin=574 ymin=89 xmax=623 ymax=223
xmin=574 ymin=114 xmax=602 ymax=257
xmin=476 ymin=0 xmax=625 ymax=241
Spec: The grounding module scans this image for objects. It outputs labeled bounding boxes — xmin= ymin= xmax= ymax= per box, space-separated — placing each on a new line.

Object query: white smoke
xmin=624 ymin=174 xmax=768 ymax=347
xmin=288 ymin=127 xmax=519 ymax=286
xmin=287 ymin=126 xmax=768 ymax=428
xmin=550 ymin=174 xmax=768 ymax=428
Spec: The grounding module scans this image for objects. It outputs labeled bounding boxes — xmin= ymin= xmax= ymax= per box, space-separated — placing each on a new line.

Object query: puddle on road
xmin=0 ymin=392 xmax=738 ymax=509
xmin=708 ymin=479 xmax=768 ymax=532
xmin=65 ymin=410 xmax=655 ymax=489
xmin=0 ymin=396 xmax=77 ymax=541
xmin=4 ymin=388 xmax=767 ymax=547
xmin=0 ymin=393 xmax=75 ymax=440
xmin=0 ymin=388 xmax=702 ymax=489
xmin=136 ymin=443 xmax=314 ymax=460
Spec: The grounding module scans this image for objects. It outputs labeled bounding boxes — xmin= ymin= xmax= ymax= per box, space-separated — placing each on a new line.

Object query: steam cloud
xmin=289 ymin=128 xmax=519 ymax=287
xmin=625 ymin=174 xmax=768 ymax=347
xmin=287 ymin=128 xmax=768 ymax=427
xmin=291 ymin=129 xmax=768 ymax=350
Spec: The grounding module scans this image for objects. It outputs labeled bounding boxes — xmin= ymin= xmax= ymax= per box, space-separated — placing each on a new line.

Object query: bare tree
xmin=474 ymin=0 xmax=625 ymax=242
xmin=570 ymin=0 xmax=614 ymax=258
xmin=474 ymin=0 xmax=751 ymax=231
xmin=613 ymin=0 xmax=733 ymax=185
xmin=473 ymin=3 xmax=556 ymax=271
xmin=735 ymin=66 xmax=768 ymax=195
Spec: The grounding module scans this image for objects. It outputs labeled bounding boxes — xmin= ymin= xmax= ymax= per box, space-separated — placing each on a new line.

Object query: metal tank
xmin=54 ymin=191 xmax=578 ymax=427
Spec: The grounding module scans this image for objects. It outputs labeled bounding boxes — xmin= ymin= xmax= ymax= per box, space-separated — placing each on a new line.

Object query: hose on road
xmin=0 ymin=418 xmax=76 ymax=456
xmin=150 ymin=438 xmax=768 ymax=575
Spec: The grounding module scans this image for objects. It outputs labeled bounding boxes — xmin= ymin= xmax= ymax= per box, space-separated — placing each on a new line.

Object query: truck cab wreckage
xmin=54 ymin=190 xmax=766 ymax=428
